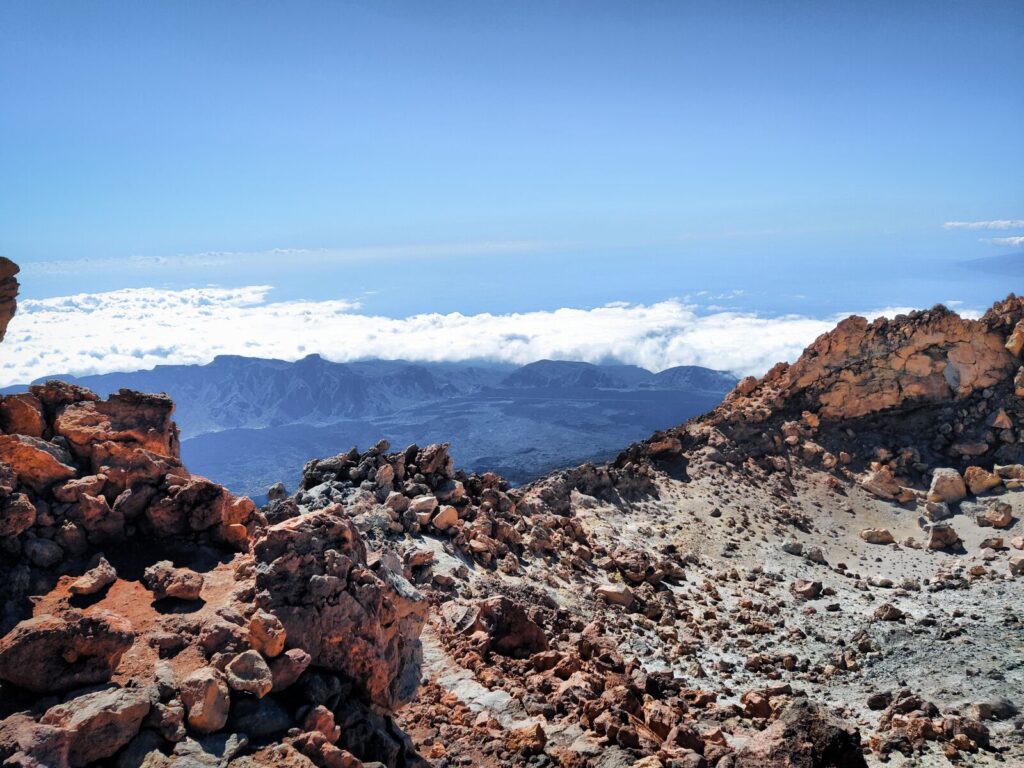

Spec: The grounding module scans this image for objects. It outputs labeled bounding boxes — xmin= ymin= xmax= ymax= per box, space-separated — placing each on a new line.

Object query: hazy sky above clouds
xmin=0 ymin=1 xmax=1020 ymax=383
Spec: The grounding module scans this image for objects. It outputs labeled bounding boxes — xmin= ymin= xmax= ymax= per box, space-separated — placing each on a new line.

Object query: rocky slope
xmin=1 ymin=260 xmax=1022 ymax=768
xmin=269 ymin=297 xmax=1024 ymax=767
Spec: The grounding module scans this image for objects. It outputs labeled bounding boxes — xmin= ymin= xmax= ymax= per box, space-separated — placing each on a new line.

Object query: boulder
xmin=270 ymin=648 xmax=312 ymax=692
xmin=0 ymin=610 xmax=135 ymax=692
xmin=859 ymin=528 xmax=895 ymax=545
xmin=874 ymin=603 xmax=905 ymax=621
xmin=441 ymin=596 xmax=548 ymax=658
xmin=732 ymin=698 xmax=866 ymax=767
xmin=974 ymin=502 xmax=1013 ymax=529
xmin=69 ymin=556 xmax=118 ymax=596
xmin=964 ymin=466 xmax=1002 ymax=495
xmin=24 ymin=537 xmax=65 ymax=568
xmin=0 ymin=394 xmax=45 ymax=438
xmin=249 ymin=609 xmax=287 ymax=658
xmin=926 ymin=523 xmax=961 ymax=551
xmin=860 ymin=468 xmax=912 ymax=503
xmin=596 ymin=583 xmax=635 ymax=607
xmin=0 ymin=713 xmax=71 ymax=768
xmin=0 ymin=434 xmax=77 ymax=493
xmin=225 ymin=650 xmax=274 ymax=698
xmin=790 ymin=579 xmax=822 ymax=600
xmin=430 ymin=505 xmax=458 ymax=532
xmin=928 ymin=469 xmax=967 ymax=504
xmin=40 ymin=686 xmax=152 ymax=767
xmin=180 ymin=667 xmax=230 ymax=734
xmin=143 ymin=561 xmax=205 ymax=601
xmin=407 ymin=495 xmax=438 ymax=519
xmin=0 ymin=492 xmax=36 ymax=537
xmin=54 ymin=389 xmax=178 ymax=460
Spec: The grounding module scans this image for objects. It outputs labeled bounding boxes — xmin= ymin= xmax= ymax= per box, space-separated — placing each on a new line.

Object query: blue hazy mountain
xmin=4 ymin=355 xmax=736 ymax=500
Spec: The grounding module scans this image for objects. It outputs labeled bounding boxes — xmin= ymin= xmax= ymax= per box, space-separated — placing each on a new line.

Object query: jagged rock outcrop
xmin=253 ymin=506 xmax=428 ymax=711
xmin=728 ymin=296 xmax=1022 ymax=422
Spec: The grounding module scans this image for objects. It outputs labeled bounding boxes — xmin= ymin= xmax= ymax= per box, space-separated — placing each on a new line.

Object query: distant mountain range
xmin=3 ymin=355 xmax=736 ymax=500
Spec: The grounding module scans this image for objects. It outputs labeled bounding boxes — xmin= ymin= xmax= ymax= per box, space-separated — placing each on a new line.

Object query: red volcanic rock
xmin=28 ymin=380 xmax=100 ymax=419
xmin=705 ymin=297 xmax=1024 ymax=428
xmin=0 ymin=492 xmax=36 ymax=537
xmin=91 ymin=440 xmax=182 ymax=491
xmin=180 ymin=667 xmax=230 ymax=734
xmin=253 ymin=506 xmax=428 ymax=711
xmin=54 ymin=389 xmax=179 ymax=460
xmin=0 ymin=610 xmax=135 ymax=693
xmin=779 ymin=306 xmax=1017 ymax=420
xmin=142 ymin=560 xmax=205 ymax=601
xmin=0 ymin=393 xmax=45 ymax=438
xmin=0 ymin=257 xmax=18 ymax=344
xmin=0 ymin=434 xmax=77 ymax=493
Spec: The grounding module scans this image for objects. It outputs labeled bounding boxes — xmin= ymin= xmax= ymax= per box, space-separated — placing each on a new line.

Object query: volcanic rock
xmin=252 ymin=506 xmax=427 ymax=710
xmin=0 ymin=610 xmax=135 ymax=693
xmin=225 ymin=649 xmax=274 ymax=698
xmin=860 ymin=528 xmax=895 ymax=545
xmin=69 ymin=556 xmax=117 ymax=596
xmin=927 ymin=468 xmax=967 ymax=504
xmin=732 ymin=698 xmax=867 ymax=767
xmin=40 ymin=685 xmax=152 ymax=767
xmin=926 ymin=523 xmax=961 ymax=551
xmin=180 ymin=667 xmax=230 ymax=734
xmin=143 ymin=560 xmax=205 ymax=601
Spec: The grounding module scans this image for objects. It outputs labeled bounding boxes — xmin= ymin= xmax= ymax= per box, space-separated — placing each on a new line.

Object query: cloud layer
xmin=943 ymin=220 xmax=1024 ymax=230
xmin=983 ymin=236 xmax=1024 ymax=247
xmin=1 ymin=285 xmax=927 ymax=386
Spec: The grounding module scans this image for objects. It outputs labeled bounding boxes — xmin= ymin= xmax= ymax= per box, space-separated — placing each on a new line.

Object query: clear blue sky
xmin=1 ymin=0 xmax=1021 ymax=318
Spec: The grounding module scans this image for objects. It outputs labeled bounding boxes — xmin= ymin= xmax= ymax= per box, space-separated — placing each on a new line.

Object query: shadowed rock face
xmin=0 ymin=258 xmax=17 ymax=344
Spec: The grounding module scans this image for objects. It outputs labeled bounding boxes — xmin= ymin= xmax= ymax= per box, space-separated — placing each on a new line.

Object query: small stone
xmin=69 ymin=556 xmax=118 ymax=596
xmin=790 ymin=579 xmax=822 ymax=599
xmin=225 ymin=649 xmax=274 ymax=698
xmin=595 ymin=583 xmax=634 ymax=607
xmin=249 ymin=610 xmax=287 ymax=658
xmin=860 ymin=528 xmax=895 ymax=545
xmin=874 ymin=602 xmax=904 ymax=621
xmin=143 ymin=560 xmax=205 ymax=601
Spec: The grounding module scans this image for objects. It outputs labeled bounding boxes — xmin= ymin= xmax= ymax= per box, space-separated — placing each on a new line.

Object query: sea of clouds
xmin=0 ymin=284 xmax=928 ymax=386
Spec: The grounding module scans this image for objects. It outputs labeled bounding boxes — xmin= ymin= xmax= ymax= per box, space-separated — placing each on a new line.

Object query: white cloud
xmin=943 ymin=220 xmax=1024 ymax=230
xmin=0 ymin=286 xmax=962 ymax=387
xmin=981 ymin=236 xmax=1024 ymax=247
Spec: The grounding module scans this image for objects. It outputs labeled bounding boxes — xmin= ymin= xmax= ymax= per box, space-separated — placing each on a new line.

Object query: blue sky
xmin=0 ymin=1 xmax=1021 ymax=382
